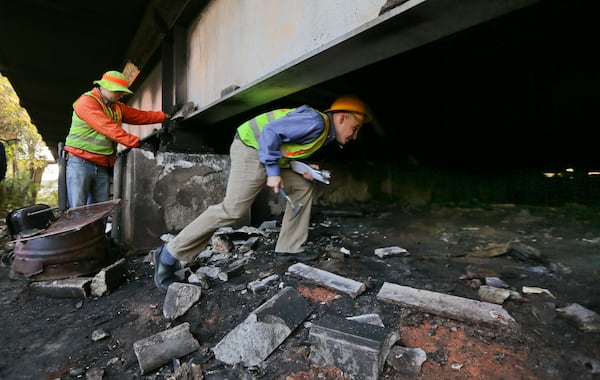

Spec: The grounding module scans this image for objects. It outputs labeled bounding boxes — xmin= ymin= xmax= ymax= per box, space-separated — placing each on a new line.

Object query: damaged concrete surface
xmin=1 ymin=201 xmax=599 ymax=379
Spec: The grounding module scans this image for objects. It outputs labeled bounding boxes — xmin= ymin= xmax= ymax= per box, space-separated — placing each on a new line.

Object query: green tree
xmin=0 ymin=73 xmax=53 ymax=212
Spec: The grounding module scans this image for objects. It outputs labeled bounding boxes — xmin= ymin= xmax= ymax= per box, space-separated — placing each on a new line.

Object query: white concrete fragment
xmin=346 ymin=313 xmax=385 ymax=327
xmin=374 ymin=246 xmax=408 ymax=258
xmin=287 ymin=263 xmax=366 ymax=298
xmin=91 ymin=329 xmax=109 ymax=341
xmin=197 ymin=266 xmax=221 ymax=279
xmin=247 ymin=280 xmax=267 ymax=294
xmin=377 ymin=282 xmax=516 ymax=327
xmin=522 ymin=286 xmax=555 ymax=298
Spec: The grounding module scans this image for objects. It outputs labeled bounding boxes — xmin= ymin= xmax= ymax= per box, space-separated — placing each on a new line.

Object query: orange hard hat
xmin=324 ymin=95 xmax=370 ymax=123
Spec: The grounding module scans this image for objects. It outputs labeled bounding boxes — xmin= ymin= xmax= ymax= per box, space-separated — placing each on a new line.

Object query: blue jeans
xmin=66 ymin=155 xmax=111 ymax=208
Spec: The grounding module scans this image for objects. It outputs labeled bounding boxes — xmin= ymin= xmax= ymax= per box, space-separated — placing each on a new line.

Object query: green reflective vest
xmin=237 ymin=108 xmax=329 ymax=167
xmin=65 ymin=90 xmax=122 ymax=155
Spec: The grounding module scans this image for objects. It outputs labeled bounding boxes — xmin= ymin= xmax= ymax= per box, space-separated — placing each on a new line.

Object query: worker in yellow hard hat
xmin=152 ymin=95 xmax=370 ymax=292
xmin=64 ymin=70 xmax=170 ymax=209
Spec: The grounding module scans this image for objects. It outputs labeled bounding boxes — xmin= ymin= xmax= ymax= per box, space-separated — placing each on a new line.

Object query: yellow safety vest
xmin=65 ymin=91 xmax=122 ymax=155
xmin=237 ymin=108 xmax=329 ymax=167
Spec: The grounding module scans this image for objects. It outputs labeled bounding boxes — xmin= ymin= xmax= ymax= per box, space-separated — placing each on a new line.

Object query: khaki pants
xmin=167 ymin=137 xmax=314 ymax=263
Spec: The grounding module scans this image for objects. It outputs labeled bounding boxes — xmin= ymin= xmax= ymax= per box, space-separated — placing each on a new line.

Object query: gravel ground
xmin=1 ymin=201 xmax=599 ymax=379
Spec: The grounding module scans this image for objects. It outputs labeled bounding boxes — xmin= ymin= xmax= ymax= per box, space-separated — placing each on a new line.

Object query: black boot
xmin=274 ymin=251 xmax=320 ymax=263
xmin=153 ymin=246 xmax=176 ymax=292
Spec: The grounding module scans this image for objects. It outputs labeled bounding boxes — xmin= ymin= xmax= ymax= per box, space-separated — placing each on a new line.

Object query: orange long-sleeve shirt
xmin=64 ymin=87 xmax=168 ymax=167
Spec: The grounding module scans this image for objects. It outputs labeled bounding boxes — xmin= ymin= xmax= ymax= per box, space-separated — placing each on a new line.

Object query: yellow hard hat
xmin=324 ymin=95 xmax=370 ymax=123
xmin=93 ymin=70 xmax=133 ymax=94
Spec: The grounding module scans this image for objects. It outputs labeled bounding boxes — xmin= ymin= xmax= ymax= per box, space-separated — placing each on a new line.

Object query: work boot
xmin=153 ymin=246 xmax=176 ymax=292
xmin=274 ymin=251 xmax=321 ymax=263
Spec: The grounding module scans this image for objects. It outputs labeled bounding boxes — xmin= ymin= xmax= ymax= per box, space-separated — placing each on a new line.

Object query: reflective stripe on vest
xmin=65 ymin=91 xmax=122 ymax=155
xmin=236 ymin=108 xmax=329 ymax=167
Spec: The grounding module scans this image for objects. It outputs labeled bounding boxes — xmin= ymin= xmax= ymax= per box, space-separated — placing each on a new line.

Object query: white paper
xmin=290 ymin=161 xmax=331 ymax=184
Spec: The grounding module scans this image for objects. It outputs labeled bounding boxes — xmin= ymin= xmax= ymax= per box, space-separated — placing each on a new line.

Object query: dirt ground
xmin=1 ymin=201 xmax=599 ymax=380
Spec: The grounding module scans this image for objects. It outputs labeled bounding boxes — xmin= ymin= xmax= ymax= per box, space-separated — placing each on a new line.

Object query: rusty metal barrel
xmin=10 ymin=200 xmax=120 ymax=281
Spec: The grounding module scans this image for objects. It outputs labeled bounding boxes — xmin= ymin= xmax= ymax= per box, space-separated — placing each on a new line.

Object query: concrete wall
xmin=117 ymin=148 xmax=231 ymax=253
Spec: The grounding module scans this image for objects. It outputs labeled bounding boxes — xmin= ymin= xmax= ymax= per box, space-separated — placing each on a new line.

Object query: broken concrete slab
xmin=163 ymin=282 xmax=202 ymax=320
xmin=556 ymin=303 xmax=600 ymax=332
xmin=133 ymin=322 xmax=199 ymax=374
xmin=376 ymin=282 xmax=516 ymax=327
xmin=91 ymin=258 xmax=127 ymax=297
xmin=309 ymin=314 xmax=400 ymax=380
xmin=29 ymin=277 xmax=92 ymax=298
xmin=29 ymin=257 xmax=127 ymax=298
xmin=287 ymin=262 xmax=366 ymax=298
xmin=212 ymin=286 xmax=311 ymax=367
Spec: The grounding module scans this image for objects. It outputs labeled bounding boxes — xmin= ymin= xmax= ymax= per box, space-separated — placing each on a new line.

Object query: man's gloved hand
xmin=170 ymin=102 xmax=196 ymax=121
xmin=139 ymin=142 xmax=155 ymax=151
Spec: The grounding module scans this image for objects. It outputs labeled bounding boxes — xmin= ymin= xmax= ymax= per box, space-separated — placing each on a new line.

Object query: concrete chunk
xmin=377 ymin=282 xmax=516 ymax=327
xmin=386 ymin=345 xmax=427 ymax=377
xmin=374 ymin=246 xmax=408 ymax=258
xmin=309 ymin=314 xmax=400 ymax=380
xmin=212 ymin=286 xmax=311 ymax=367
xmin=287 ymin=263 xmax=366 ymax=298
xmin=133 ymin=322 xmax=199 ymax=374
xmin=247 ymin=280 xmax=267 ymax=294
xmin=29 ymin=277 xmax=92 ymax=298
xmin=556 ymin=303 xmax=600 ymax=332
xmin=478 ymin=285 xmax=511 ymax=304
xmin=163 ymin=283 xmax=202 ymax=320
xmin=91 ymin=258 xmax=127 ymax=297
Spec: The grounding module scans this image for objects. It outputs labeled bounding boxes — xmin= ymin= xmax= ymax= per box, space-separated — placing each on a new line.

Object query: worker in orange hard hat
xmin=152 ymin=95 xmax=371 ymax=292
xmin=325 ymin=95 xmax=371 ymax=123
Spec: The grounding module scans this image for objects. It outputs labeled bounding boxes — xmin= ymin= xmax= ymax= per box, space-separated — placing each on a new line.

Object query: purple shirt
xmin=258 ymin=105 xmax=336 ymax=176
